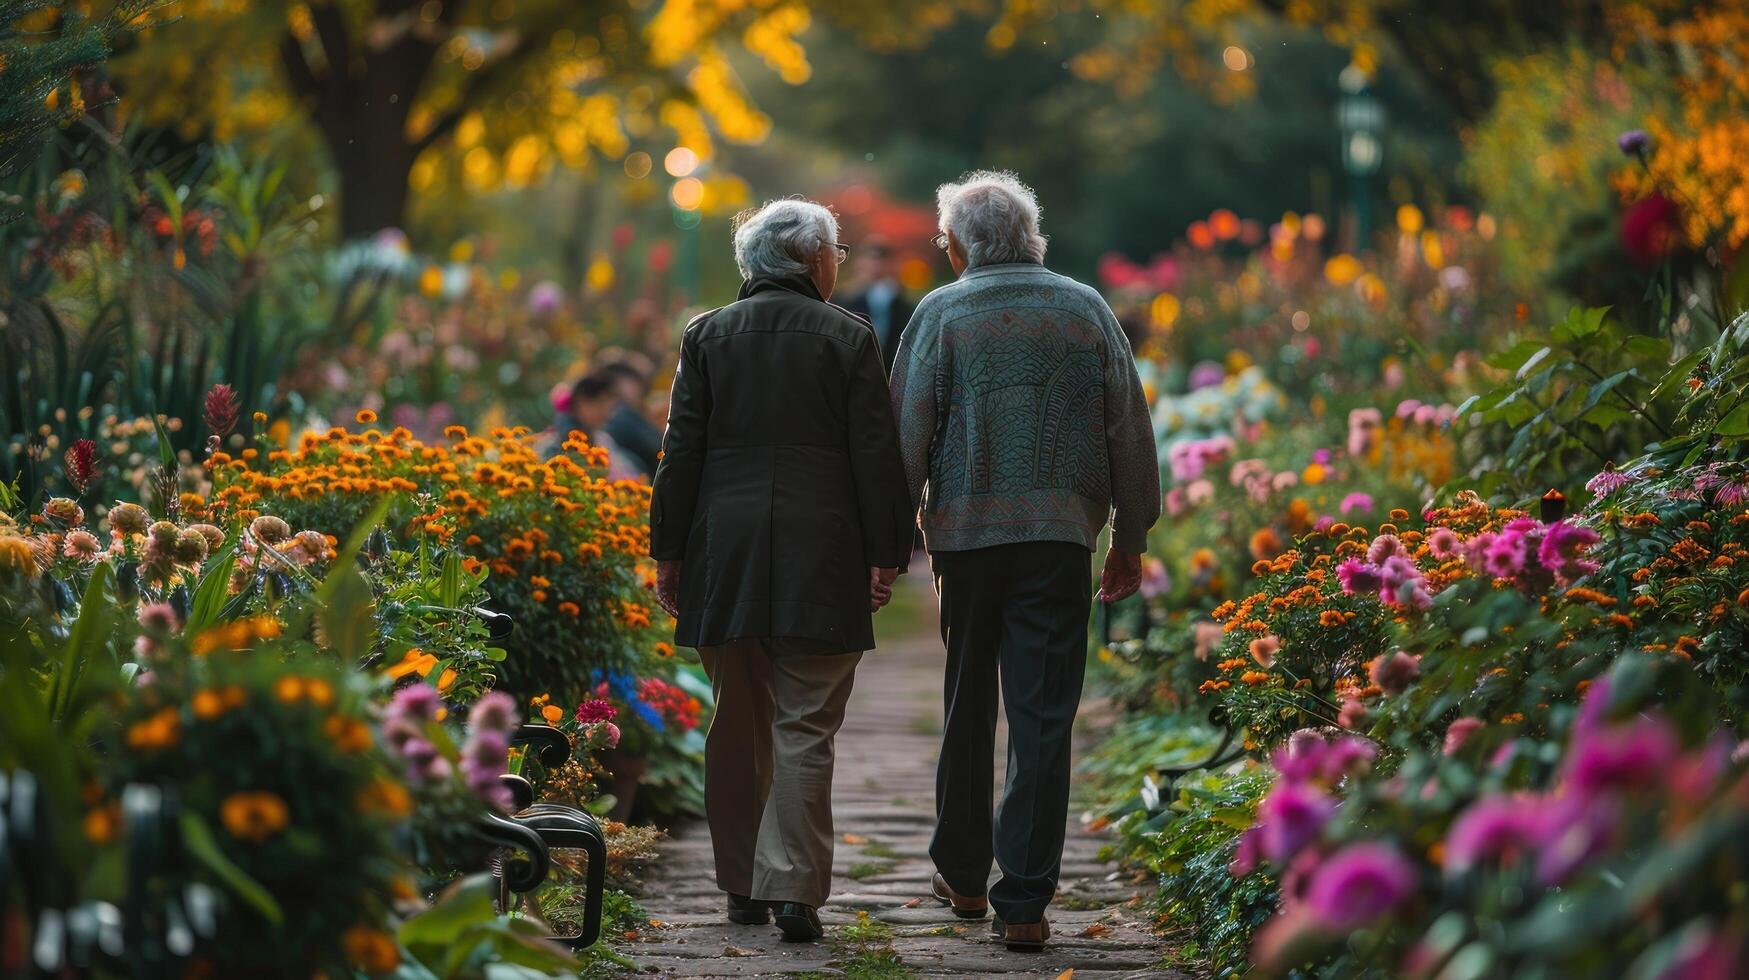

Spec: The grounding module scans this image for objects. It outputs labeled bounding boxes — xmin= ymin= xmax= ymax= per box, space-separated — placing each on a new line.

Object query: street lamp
xmin=1336 ymin=64 xmax=1385 ymax=250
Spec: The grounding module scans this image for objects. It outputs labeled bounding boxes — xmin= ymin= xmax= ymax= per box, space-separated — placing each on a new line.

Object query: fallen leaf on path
xmin=842 ymin=833 xmax=868 ymax=845
xmin=1056 ymin=970 xmax=1075 ymax=980
xmin=723 ymin=946 xmax=762 ymax=957
xmin=903 ymin=897 xmax=922 ymax=908
xmin=1077 ymin=923 xmax=1112 ymax=938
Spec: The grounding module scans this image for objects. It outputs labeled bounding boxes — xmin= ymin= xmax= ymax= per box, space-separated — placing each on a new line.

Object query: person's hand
xmin=654 ymin=560 xmax=683 ymax=618
xmin=1097 ymin=548 xmax=1143 ymax=604
xmin=870 ymin=566 xmax=899 ymax=611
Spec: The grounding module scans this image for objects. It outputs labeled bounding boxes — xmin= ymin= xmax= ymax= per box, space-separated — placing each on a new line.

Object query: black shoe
xmin=773 ymin=902 xmax=824 ymax=942
xmin=726 ymin=893 xmax=770 ymax=925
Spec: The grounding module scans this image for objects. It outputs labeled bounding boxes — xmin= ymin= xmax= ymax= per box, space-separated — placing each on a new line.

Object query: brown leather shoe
xmin=929 ymin=873 xmax=988 ymax=919
xmin=998 ymin=915 xmax=1050 ymax=952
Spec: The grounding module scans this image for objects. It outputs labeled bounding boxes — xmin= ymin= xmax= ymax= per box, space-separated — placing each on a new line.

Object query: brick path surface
xmin=626 ymin=578 xmax=1188 ymax=978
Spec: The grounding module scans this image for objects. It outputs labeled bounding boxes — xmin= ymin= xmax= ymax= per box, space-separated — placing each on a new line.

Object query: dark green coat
xmin=650 ymin=275 xmax=913 ymax=653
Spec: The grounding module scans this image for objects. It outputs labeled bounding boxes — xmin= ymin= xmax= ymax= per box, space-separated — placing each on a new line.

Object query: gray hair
xmin=731 ymin=198 xmax=839 ymax=280
xmin=936 ymin=170 xmax=1047 ymax=267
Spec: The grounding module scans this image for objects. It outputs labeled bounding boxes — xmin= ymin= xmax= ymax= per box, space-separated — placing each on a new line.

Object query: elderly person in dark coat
xmin=650 ymin=198 xmax=913 ymax=942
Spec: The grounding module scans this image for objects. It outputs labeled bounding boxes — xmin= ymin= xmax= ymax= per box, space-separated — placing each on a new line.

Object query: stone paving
xmin=624 ymin=578 xmax=1191 ymax=979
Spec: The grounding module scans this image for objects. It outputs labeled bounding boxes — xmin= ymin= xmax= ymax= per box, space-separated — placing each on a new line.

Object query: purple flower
xmin=1617 ymin=129 xmax=1651 ymax=157
xmin=1312 ymin=448 xmax=1333 ymax=466
xmin=1538 ymin=520 xmax=1601 ymax=583
xmin=388 ymin=683 xmax=442 ymax=722
xmin=1584 ymin=464 xmax=1634 ymax=497
xmin=1230 ymin=827 xmax=1260 ymax=877
xmin=1337 ymin=558 xmax=1384 ymax=595
xmin=1564 ymin=714 xmax=1681 ymax=797
xmin=1302 ymin=843 xmax=1417 ymax=930
xmin=1139 ymin=558 xmax=1171 ymax=599
xmin=469 ymin=691 xmax=518 ymax=734
xmin=1188 ymin=360 xmax=1226 ymax=391
xmin=1535 ymin=794 xmax=1617 ymax=885
xmin=1254 ymin=781 xmax=1336 ymax=864
xmin=1444 ymin=794 xmax=1543 ymax=874
xmin=1480 ymin=531 xmax=1527 ymax=579
xmin=527 ymin=280 xmax=565 ymax=316
xmin=1340 ymin=492 xmax=1375 ymax=516
xmin=464 ymin=728 xmax=511 ymax=770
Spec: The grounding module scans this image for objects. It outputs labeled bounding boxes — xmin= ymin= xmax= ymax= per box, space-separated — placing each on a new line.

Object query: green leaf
xmin=438 ymin=551 xmax=464 ymax=609
xmin=184 ymin=547 xmax=237 ymax=634
xmin=179 ymin=811 xmax=283 ymax=925
xmin=1716 ymin=403 xmax=1749 ymax=438
xmin=400 ymin=875 xmax=496 ymax=947
xmin=151 ymin=414 xmax=176 ymax=472
xmin=317 ymin=564 xmax=376 ymax=663
xmin=1577 ymin=369 xmax=1637 ymax=418
xmin=1551 ymin=306 xmax=1609 ymax=343
xmin=1486 ymin=340 xmax=1548 ymax=373
xmin=1649 ymin=351 xmax=1706 ymax=403
xmin=48 ymin=562 xmax=114 ymax=721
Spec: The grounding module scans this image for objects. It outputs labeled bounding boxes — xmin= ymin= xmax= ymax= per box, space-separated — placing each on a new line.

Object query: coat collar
xmin=737 ymin=274 xmax=824 ymax=302
xmin=957 ymin=261 xmax=1046 ymax=281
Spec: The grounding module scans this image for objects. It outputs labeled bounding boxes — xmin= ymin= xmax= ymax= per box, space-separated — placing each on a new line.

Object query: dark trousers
xmin=927 ymin=541 xmax=1092 ymax=924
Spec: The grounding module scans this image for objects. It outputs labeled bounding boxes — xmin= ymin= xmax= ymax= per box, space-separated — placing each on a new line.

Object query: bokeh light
xmin=623 ymin=151 xmax=652 ymax=179
xmin=663 ymin=147 xmax=699 ymax=177
xmin=670 ymin=177 xmax=704 ymax=210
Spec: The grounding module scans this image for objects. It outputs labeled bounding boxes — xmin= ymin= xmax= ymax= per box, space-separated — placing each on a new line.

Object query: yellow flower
xmin=356 ymin=409 xmax=378 ymax=425
xmin=1302 ymin=463 xmax=1328 ymax=485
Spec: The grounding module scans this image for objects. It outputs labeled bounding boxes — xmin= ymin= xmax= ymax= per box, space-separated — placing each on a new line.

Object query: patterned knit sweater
xmin=889 ymin=262 xmax=1161 ymax=554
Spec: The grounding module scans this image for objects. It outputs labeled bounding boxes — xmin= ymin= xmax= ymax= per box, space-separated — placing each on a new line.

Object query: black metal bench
xmin=485 ymin=724 xmax=607 ymax=949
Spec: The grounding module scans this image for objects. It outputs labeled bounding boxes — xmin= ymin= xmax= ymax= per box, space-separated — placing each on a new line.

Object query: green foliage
xmin=1457 ymin=307 xmax=1689 ymax=499
xmin=397 ymin=875 xmax=578 ymax=980
xmin=1121 ymin=767 xmax=1276 ymax=977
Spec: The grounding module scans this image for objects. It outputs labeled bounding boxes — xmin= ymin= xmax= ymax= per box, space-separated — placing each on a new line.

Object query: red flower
xmin=1620 ymin=193 xmax=1682 ymax=268
xmin=63 ymin=438 xmax=100 ymax=494
xmin=204 ymin=384 xmax=240 ymax=438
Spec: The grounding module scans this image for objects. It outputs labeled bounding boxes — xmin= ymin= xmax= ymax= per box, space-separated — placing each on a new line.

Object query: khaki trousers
xmin=698 ymin=639 xmax=862 ymax=908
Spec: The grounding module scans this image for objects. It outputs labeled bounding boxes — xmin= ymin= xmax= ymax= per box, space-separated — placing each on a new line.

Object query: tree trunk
xmin=328 ymin=116 xmax=417 ymax=240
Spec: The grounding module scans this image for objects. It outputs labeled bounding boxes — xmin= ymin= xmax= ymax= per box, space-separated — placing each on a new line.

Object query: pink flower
xmin=601 ymin=722 xmax=621 ymax=749
xmin=63 ymin=529 xmax=102 ymax=562
xmin=1337 ymin=559 xmax=1383 ymax=595
xmin=576 ymin=698 xmax=618 ymax=724
xmin=1425 ymin=527 xmax=1461 ymax=560
xmin=1340 ymin=492 xmax=1375 ymax=516
xmin=1140 ymin=558 xmax=1171 ymax=599
xmin=1302 ymin=843 xmax=1417 ymax=929
xmin=1480 ymin=531 xmax=1527 ymax=579
xmin=1338 ymin=695 xmax=1369 ymax=730
xmin=1563 ymin=714 xmax=1681 ymax=798
xmin=1164 ymin=487 xmax=1187 ymax=517
xmin=137 ymin=602 xmax=181 ymax=634
xmin=1249 ymin=634 xmax=1280 ymax=668
xmin=1347 ymin=408 xmax=1382 ymax=458
xmin=1538 ymin=520 xmax=1600 ymax=583
xmin=1444 ymin=794 xmax=1543 ymax=874
xmin=470 ymin=691 xmax=518 ymax=734
xmin=1535 ymin=794 xmax=1617 ymax=885
xmin=1368 ymin=533 xmax=1405 ymax=564
xmin=1368 ymin=650 xmax=1420 ymax=695
xmin=388 ymin=684 xmax=442 ymax=722
xmin=1585 ymin=464 xmax=1634 ymax=495
xmin=1186 ymin=479 xmax=1215 ymax=506
xmin=1254 ymin=781 xmax=1336 ymax=864
xmin=1442 ymin=717 xmax=1485 ymax=755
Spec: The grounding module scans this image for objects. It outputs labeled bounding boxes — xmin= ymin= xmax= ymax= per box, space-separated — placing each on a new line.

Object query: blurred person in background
xmin=550 ymin=371 xmax=641 ymax=480
xmin=594 ymin=349 xmax=663 ymax=475
xmin=838 ymin=234 xmax=914 ymax=375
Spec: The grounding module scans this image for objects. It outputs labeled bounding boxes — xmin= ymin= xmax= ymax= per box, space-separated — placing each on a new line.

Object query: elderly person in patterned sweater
xmin=890 ymin=170 xmax=1161 ymax=952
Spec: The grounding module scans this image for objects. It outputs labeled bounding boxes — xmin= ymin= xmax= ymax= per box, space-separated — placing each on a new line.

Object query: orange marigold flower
xmin=1319 ymin=610 xmax=1345 ymax=627
xmin=219 ymin=791 xmax=290 ymax=843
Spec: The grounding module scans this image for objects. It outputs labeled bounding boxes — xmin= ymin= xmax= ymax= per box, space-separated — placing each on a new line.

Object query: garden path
xmin=624 ymin=576 xmax=1189 ymax=979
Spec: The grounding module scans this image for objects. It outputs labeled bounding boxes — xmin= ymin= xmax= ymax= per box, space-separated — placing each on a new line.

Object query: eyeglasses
xmin=832 ymin=242 xmax=850 ymax=264
xmin=931 ymin=232 xmax=950 ymax=251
